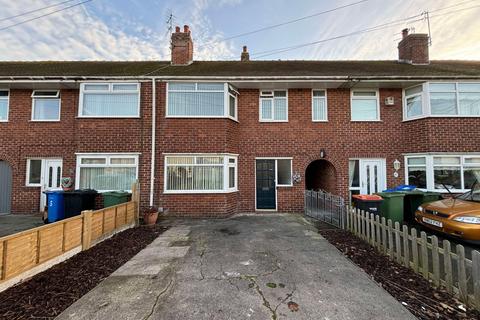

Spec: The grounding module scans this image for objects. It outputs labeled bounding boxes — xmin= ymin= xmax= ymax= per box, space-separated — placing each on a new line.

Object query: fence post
xmin=387 ymin=220 xmax=394 ymax=258
xmin=380 ymin=217 xmax=386 ymax=253
xmin=402 ymin=225 xmax=410 ymax=268
xmin=443 ymin=240 xmax=453 ymax=293
xmin=472 ymin=250 xmax=480 ymax=309
xmin=132 ymin=181 xmax=140 ymax=226
xmin=82 ymin=210 xmax=93 ymax=251
xmin=394 ymin=222 xmax=401 ymax=263
xmin=431 ymin=236 xmax=440 ymax=287
xmin=411 ymin=228 xmax=419 ymax=273
xmin=420 ymin=231 xmax=428 ymax=279
xmin=457 ymin=244 xmax=468 ymax=303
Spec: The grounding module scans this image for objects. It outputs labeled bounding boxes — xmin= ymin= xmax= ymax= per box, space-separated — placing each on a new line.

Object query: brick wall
xmin=0 ymin=83 xmax=152 ymax=214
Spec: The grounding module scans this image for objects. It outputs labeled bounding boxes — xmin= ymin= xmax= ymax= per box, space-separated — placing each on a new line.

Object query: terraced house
xmin=0 ymin=26 xmax=480 ymax=217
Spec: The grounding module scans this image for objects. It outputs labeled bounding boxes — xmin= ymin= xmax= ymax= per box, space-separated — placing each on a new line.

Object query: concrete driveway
xmin=58 ymin=214 xmax=415 ymax=320
xmin=0 ymin=214 xmax=43 ymax=237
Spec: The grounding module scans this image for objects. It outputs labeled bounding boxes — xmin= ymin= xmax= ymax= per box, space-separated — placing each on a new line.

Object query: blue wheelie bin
xmin=44 ymin=191 xmax=65 ymax=223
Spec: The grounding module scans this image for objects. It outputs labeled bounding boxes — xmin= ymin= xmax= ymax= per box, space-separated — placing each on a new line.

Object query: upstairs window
xmin=0 ymin=90 xmax=8 ymax=121
xmin=259 ymin=90 xmax=288 ymax=122
xmin=404 ymin=82 xmax=480 ymax=120
xmin=312 ymin=90 xmax=327 ymax=121
xmin=31 ymin=91 xmax=60 ymax=121
xmin=351 ymin=90 xmax=379 ymax=121
xmin=79 ymin=83 xmax=140 ymax=117
xmin=167 ymin=82 xmax=238 ymax=120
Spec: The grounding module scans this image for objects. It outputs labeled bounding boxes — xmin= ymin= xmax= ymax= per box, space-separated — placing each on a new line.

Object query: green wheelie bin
xmin=376 ymin=192 xmax=405 ymax=224
xmin=103 ymin=191 xmax=131 ymax=208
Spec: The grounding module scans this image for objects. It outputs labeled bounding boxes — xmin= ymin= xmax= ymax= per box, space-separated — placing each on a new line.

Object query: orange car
xmin=415 ymin=183 xmax=480 ymax=242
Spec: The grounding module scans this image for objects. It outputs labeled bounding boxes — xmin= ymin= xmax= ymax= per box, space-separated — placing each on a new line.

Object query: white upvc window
xmin=31 ymin=90 xmax=60 ymax=121
xmin=166 ymin=82 xmax=238 ymax=120
xmin=0 ymin=90 xmax=9 ymax=122
xmin=276 ymin=158 xmax=293 ymax=186
xmin=405 ymin=154 xmax=480 ymax=192
xmin=259 ymin=90 xmax=288 ymax=122
xmin=26 ymin=159 xmax=43 ymax=186
xmin=79 ymin=83 xmax=140 ymax=118
xmin=164 ymin=154 xmax=238 ymax=193
xmin=75 ymin=154 xmax=139 ymax=192
xmin=403 ymin=82 xmax=480 ymax=120
xmin=312 ymin=90 xmax=327 ymax=121
xmin=350 ymin=90 xmax=380 ymax=121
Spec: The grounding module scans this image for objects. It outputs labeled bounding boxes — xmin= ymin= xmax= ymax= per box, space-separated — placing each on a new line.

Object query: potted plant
xmin=61 ymin=177 xmax=74 ymax=191
xmin=143 ymin=206 xmax=160 ymax=225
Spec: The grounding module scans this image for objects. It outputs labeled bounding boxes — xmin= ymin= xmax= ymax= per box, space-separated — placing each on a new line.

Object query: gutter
xmin=149 ymin=77 xmax=156 ymax=207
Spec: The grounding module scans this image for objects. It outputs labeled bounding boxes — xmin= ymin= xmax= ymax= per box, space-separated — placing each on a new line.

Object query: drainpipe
xmin=149 ymin=77 xmax=156 ymax=207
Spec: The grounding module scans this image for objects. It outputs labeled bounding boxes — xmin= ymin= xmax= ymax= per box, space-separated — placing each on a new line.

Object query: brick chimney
xmin=398 ymin=28 xmax=429 ymax=64
xmin=241 ymin=46 xmax=250 ymax=61
xmin=171 ymin=25 xmax=193 ymax=65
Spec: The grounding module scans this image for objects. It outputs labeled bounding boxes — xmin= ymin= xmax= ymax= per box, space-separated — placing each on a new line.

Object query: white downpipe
xmin=149 ymin=78 xmax=156 ymax=207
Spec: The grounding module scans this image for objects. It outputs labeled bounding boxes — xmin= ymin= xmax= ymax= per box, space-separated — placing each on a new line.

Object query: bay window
xmin=79 ymin=83 xmax=140 ymax=117
xmin=351 ymin=90 xmax=379 ymax=121
xmin=76 ymin=154 xmax=138 ymax=192
xmin=31 ymin=91 xmax=60 ymax=121
xmin=404 ymin=82 xmax=480 ymax=120
xmin=164 ymin=154 xmax=238 ymax=193
xmin=0 ymin=90 xmax=9 ymax=121
xmin=405 ymin=154 xmax=480 ymax=191
xmin=260 ymin=90 xmax=288 ymax=122
xmin=312 ymin=90 xmax=327 ymax=121
xmin=167 ymin=82 xmax=238 ymax=120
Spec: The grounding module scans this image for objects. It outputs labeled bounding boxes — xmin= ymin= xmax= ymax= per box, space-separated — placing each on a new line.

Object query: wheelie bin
xmin=103 ymin=191 xmax=131 ymax=207
xmin=64 ymin=189 xmax=98 ymax=218
xmin=44 ymin=191 xmax=65 ymax=223
xmin=376 ymin=192 xmax=405 ymax=223
xmin=352 ymin=194 xmax=384 ymax=215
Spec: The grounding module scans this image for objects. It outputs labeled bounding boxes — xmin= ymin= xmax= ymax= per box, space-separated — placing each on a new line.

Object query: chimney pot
xmin=184 ymin=25 xmax=190 ymax=33
xmin=402 ymin=28 xmax=409 ymax=39
xmin=241 ymin=45 xmax=250 ymax=62
xmin=175 ymin=26 xmax=180 ymax=33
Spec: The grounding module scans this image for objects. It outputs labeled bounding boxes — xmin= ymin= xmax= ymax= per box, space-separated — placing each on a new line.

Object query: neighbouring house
xmin=0 ymin=26 xmax=480 ymax=217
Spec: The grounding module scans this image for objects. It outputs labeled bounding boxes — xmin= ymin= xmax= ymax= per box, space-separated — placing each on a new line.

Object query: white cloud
xmin=0 ymin=0 xmax=238 ymax=61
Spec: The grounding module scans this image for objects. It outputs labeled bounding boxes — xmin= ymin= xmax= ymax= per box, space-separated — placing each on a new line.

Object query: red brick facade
xmin=2 ymin=81 xmax=480 ymax=217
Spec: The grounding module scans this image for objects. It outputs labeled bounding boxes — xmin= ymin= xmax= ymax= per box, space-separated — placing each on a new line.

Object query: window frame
xmin=311 ymin=89 xmax=328 ymax=122
xmin=259 ymin=90 xmax=289 ymax=122
xmin=78 ymin=82 xmax=140 ymax=118
xmin=255 ymin=157 xmax=293 ymax=187
xmin=350 ymin=89 xmax=380 ymax=122
xmin=403 ymin=82 xmax=480 ymax=121
xmin=75 ymin=153 xmax=139 ymax=192
xmin=404 ymin=154 xmax=480 ymax=192
xmin=165 ymin=82 xmax=238 ymax=121
xmin=31 ymin=90 xmax=61 ymax=122
xmin=0 ymin=89 xmax=9 ymax=122
xmin=163 ymin=153 xmax=239 ymax=194
xmin=25 ymin=158 xmax=44 ymax=187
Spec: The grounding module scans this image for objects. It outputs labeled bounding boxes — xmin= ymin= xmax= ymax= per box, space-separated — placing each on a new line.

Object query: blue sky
xmin=0 ymin=0 xmax=479 ymax=61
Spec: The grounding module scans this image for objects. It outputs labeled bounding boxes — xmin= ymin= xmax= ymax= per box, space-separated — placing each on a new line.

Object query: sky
xmin=0 ymin=0 xmax=479 ymax=61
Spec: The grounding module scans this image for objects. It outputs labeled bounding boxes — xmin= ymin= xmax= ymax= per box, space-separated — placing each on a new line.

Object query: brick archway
xmin=305 ymin=159 xmax=338 ymax=194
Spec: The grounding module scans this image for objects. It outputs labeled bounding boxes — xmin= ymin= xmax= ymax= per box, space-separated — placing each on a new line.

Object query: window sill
xmin=277 ymin=184 xmax=293 ymax=188
xmin=163 ymin=190 xmax=239 ymax=195
xmin=312 ymin=120 xmax=328 ymax=122
xmin=76 ymin=116 xmax=141 ymax=119
xmin=259 ymin=120 xmax=289 ymax=123
xmin=25 ymin=184 xmax=41 ymax=188
xmin=30 ymin=119 xmax=61 ymax=122
xmin=350 ymin=120 xmax=382 ymax=122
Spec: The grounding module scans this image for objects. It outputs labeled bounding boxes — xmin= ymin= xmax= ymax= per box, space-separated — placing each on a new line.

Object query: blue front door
xmin=256 ymin=160 xmax=276 ymax=210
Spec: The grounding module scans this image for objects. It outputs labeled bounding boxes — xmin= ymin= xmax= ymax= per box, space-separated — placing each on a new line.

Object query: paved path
xmin=0 ymin=214 xmax=43 ymax=237
xmin=57 ymin=214 xmax=415 ymax=320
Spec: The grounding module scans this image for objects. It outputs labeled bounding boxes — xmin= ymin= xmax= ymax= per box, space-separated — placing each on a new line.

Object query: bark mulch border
xmin=0 ymin=225 xmax=168 ymax=320
xmin=317 ymin=226 xmax=480 ymax=320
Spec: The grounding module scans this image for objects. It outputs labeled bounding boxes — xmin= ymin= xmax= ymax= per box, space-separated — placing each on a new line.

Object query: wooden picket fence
xmin=0 ymin=183 xmax=140 ymax=292
xmin=346 ymin=206 xmax=480 ymax=310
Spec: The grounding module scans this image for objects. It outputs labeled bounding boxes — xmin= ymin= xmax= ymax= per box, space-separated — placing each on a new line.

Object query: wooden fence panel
xmin=38 ymin=224 xmax=64 ymax=264
xmin=116 ymin=205 xmax=127 ymax=227
xmin=64 ymin=218 xmax=83 ymax=251
xmin=5 ymin=233 xmax=37 ymax=279
xmin=91 ymin=212 xmax=104 ymax=241
xmin=103 ymin=208 xmax=116 ymax=234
